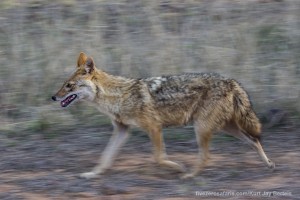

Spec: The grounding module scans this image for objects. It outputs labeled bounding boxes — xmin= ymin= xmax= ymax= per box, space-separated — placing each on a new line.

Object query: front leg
xmin=80 ymin=121 xmax=129 ymax=179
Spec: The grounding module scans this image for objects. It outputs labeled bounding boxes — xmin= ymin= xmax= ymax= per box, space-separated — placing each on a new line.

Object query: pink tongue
xmin=61 ymin=94 xmax=76 ymax=107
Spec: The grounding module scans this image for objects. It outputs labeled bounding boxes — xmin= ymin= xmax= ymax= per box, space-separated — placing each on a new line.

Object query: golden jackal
xmin=52 ymin=52 xmax=275 ymax=179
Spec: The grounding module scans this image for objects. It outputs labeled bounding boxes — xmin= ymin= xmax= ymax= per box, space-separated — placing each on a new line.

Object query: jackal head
xmin=52 ymin=52 xmax=98 ymax=107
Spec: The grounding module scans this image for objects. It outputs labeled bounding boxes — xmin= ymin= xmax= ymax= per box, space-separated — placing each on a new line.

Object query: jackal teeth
xmin=61 ymin=94 xmax=77 ymax=107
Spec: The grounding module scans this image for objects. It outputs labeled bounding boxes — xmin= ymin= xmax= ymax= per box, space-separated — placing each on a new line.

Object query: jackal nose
xmin=51 ymin=96 xmax=57 ymax=101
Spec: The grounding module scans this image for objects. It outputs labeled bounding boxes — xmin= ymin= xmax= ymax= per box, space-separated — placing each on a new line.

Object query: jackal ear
xmin=85 ymin=57 xmax=95 ymax=74
xmin=77 ymin=52 xmax=88 ymax=67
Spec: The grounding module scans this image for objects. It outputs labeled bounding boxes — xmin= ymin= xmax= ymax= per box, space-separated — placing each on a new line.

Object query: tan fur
xmin=52 ymin=52 xmax=275 ymax=179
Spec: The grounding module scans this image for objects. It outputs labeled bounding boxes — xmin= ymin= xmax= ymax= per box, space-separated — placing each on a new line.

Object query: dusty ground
xmin=0 ymin=125 xmax=299 ymax=200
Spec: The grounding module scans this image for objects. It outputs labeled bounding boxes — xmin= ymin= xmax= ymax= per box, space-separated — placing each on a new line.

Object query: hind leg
xmin=223 ymin=122 xmax=275 ymax=169
xmin=182 ymin=124 xmax=212 ymax=179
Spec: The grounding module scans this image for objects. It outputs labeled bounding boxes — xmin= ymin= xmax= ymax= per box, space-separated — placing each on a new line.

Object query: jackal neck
xmin=92 ymin=69 xmax=136 ymax=93
xmin=90 ymin=69 xmax=138 ymax=115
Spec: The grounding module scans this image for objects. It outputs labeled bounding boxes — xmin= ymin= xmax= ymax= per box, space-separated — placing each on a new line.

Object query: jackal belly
xmin=153 ymin=96 xmax=201 ymax=127
xmin=158 ymin=108 xmax=194 ymax=127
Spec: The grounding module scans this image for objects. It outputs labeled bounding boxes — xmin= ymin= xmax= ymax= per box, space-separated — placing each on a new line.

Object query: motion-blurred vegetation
xmin=0 ymin=0 xmax=299 ymax=136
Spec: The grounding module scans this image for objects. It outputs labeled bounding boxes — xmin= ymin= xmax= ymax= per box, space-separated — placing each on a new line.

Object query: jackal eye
xmin=65 ymin=82 xmax=76 ymax=88
xmin=65 ymin=83 xmax=72 ymax=88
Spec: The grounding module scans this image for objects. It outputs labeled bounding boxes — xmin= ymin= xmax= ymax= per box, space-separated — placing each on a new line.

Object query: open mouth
xmin=61 ymin=94 xmax=77 ymax=107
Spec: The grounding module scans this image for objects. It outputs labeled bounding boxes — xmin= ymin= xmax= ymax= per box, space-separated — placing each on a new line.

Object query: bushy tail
xmin=232 ymin=81 xmax=261 ymax=140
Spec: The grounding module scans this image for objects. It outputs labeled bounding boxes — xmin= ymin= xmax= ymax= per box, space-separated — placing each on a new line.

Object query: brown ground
xmin=0 ymin=125 xmax=299 ymax=200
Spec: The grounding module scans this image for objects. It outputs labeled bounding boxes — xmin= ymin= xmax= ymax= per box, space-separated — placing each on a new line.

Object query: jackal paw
xmin=158 ymin=160 xmax=186 ymax=173
xmin=267 ymin=160 xmax=275 ymax=170
xmin=180 ymin=173 xmax=195 ymax=180
xmin=80 ymin=171 xmax=98 ymax=179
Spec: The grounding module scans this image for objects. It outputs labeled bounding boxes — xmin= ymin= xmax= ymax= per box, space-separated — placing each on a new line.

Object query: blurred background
xmin=0 ymin=0 xmax=299 ymax=135
xmin=1 ymin=1 xmax=300 ymax=199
